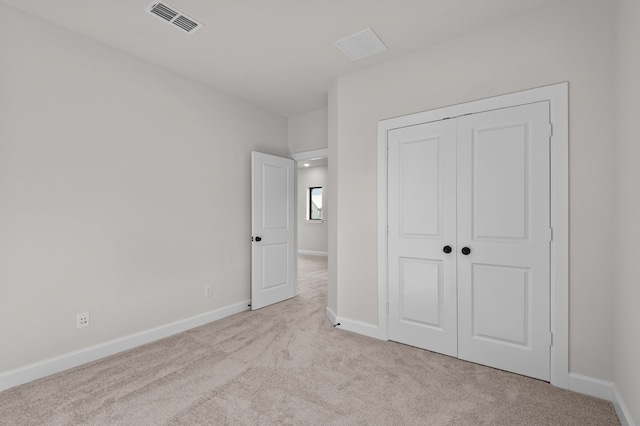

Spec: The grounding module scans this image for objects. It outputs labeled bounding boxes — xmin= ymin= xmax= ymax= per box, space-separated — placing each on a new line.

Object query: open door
xmin=251 ymin=151 xmax=296 ymax=310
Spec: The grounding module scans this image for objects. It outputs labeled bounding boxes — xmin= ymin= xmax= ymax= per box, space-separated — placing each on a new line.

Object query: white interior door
xmin=456 ymin=102 xmax=551 ymax=381
xmin=387 ymin=120 xmax=458 ymax=357
xmin=251 ymin=151 xmax=295 ymax=310
xmin=386 ymin=102 xmax=551 ymax=381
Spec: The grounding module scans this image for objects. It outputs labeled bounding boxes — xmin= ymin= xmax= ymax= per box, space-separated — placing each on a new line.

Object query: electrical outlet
xmin=204 ymin=285 xmax=212 ymax=298
xmin=77 ymin=312 xmax=90 ymax=328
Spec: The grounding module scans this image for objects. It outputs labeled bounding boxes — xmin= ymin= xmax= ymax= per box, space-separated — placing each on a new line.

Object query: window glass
xmin=309 ymin=187 xmax=323 ymax=220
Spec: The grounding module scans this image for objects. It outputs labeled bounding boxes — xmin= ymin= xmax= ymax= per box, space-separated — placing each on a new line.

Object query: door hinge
xmin=549 ymin=227 xmax=554 ymax=242
xmin=387 ymin=225 xmax=389 ymax=236
xmin=549 ymin=332 xmax=554 ymax=347
xmin=386 ymin=302 xmax=389 ymax=314
xmin=386 ymin=146 xmax=389 ymax=159
xmin=548 ymin=123 xmax=553 ymax=138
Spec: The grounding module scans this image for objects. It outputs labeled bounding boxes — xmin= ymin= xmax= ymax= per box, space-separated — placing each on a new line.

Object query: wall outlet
xmin=77 ymin=312 xmax=90 ymax=328
xmin=204 ymin=285 xmax=212 ymax=298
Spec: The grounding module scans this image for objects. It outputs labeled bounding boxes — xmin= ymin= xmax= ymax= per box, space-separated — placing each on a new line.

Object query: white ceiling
xmin=1 ymin=0 xmax=565 ymax=117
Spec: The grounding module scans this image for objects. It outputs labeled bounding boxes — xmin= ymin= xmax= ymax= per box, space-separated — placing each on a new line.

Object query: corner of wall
xmin=327 ymin=81 xmax=338 ymax=315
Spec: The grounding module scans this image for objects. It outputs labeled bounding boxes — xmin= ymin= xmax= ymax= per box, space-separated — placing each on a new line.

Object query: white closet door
xmin=456 ymin=102 xmax=551 ymax=381
xmin=387 ymin=120 xmax=458 ymax=357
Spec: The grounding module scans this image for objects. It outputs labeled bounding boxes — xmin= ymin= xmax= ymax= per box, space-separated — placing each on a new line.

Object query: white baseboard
xmin=567 ymin=372 xmax=614 ymax=401
xmin=567 ymin=373 xmax=635 ymax=426
xmin=0 ymin=300 xmax=250 ymax=393
xmin=298 ymin=250 xmax=328 ymax=257
xmin=325 ymin=306 xmax=338 ymax=325
xmin=334 ymin=316 xmax=380 ymax=340
xmin=612 ymin=383 xmax=636 ymax=426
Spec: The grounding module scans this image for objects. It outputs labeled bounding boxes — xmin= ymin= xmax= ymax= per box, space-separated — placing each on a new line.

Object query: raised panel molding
xmin=262 ymin=243 xmax=289 ymax=289
xmin=262 ymin=164 xmax=290 ymax=230
xmin=399 ymin=257 xmax=442 ymax=327
xmin=472 ymin=124 xmax=529 ymax=241
xmin=399 ymin=137 xmax=441 ymax=237
xmin=471 ymin=264 xmax=529 ymax=346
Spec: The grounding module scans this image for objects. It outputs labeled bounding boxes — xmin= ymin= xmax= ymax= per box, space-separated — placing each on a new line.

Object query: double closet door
xmin=387 ymin=102 xmax=551 ymax=381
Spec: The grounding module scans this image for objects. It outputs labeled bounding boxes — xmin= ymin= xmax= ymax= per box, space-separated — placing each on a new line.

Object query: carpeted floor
xmin=0 ymin=255 xmax=620 ymax=425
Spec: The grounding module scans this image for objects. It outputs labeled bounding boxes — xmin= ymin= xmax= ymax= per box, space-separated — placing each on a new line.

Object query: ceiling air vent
xmin=146 ymin=2 xmax=203 ymax=34
xmin=335 ymin=28 xmax=387 ymax=61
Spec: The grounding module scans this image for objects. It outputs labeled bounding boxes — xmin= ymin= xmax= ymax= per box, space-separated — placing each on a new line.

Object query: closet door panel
xmin=387 ymin=120 xmax=458 ymax=357
xmin=456 ymin=102 xmax=551 ymax=381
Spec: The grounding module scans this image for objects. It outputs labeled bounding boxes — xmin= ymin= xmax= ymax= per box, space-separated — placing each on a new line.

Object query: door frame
xmin=377 ymin=83 xmax=569 ymax=388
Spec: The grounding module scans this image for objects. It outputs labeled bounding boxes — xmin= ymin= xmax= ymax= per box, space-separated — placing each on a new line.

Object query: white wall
xmin=297 ymin=166 xmax=328 ymax=255
xmin=0 ymin=4 xmax=287 ymax=373
xmin=614 ymin=0 xmax=640 ymax=421
xmin=332 ymin=0 xmax=615 ymax=381
xmin=288 ymin=108 xmax=328 ymax=154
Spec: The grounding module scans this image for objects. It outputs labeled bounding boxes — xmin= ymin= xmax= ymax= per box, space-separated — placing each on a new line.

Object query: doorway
xmin=290 ymin=147 xmax=329 ymax=297
xmin=295 ymin=155 xmax=328 ymax=258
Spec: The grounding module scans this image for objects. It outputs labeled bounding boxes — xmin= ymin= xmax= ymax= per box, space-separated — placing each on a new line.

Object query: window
xmin=308 ymin=187 xmax=323 ymax=220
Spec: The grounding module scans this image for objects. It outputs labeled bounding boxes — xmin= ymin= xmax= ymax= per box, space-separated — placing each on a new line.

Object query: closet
xmin=386 ymin=101 xmax=551 ymax=381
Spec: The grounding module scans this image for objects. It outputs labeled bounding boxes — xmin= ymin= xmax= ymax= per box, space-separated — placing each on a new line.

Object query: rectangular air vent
xmin=146 ymin=2 xmax=203 ymax=34
xmin=335 ymin=28 xmax=387 ymax=61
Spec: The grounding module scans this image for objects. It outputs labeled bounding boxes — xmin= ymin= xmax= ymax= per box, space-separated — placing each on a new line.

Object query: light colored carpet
xmin=0 ymin=255 xmax=619 ymax=425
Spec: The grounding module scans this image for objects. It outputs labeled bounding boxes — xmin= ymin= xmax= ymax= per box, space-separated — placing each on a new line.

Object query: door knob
xmin=443 ymin=245 xmax=452 ymax=254
xmin=461 ymin=247 xmax=471 ymax=255
xmin=255 ymin=236 xmax=262 ymax=242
